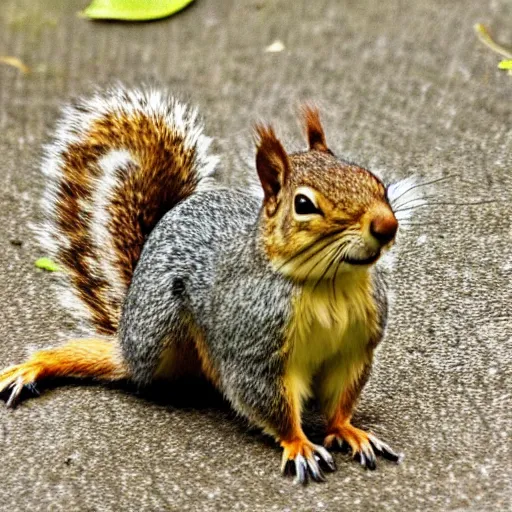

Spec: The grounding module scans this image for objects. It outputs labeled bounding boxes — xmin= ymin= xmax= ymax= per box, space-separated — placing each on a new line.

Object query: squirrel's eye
xmin=294 ymin=194 xmax=322 ymax=216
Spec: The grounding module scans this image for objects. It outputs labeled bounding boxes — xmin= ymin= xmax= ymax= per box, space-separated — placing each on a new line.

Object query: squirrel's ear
xmin=255 ymin=124 xmax=290 ymax=215
xmin=302 ymin=105 xmax=329 ymax=152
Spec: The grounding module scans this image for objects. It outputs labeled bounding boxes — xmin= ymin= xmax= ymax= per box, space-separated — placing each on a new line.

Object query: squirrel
xmin=0 ymin=86 xmax=411 ymax=484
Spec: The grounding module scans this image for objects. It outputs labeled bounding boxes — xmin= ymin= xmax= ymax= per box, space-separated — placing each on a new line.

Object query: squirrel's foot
xmin=324 ymin=423 xmax=402 ymax=470
xmin=280 ymin=437 xmax=336 ymax=484
xmin=0 ymin=363 xmax=41 ymax=408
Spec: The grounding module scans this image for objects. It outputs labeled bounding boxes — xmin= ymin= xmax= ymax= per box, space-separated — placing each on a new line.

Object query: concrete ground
xmin=0 ymin=0 xmax=511 ymax=510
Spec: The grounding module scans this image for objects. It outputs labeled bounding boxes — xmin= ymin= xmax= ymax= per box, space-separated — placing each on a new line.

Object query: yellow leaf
xmin=81 ymin=0 xmax=196 ymax=21
xmin=0 ymin=56 xmax=30 ymax=73
xmin=35 ymin=258 xmax=60 ymax=272
xmin=498 ymin=59 xmax=512 ymax=70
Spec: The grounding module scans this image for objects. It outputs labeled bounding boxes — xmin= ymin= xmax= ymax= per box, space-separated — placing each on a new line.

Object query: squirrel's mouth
xmin=344 ymin=251 xmax=381 ymax=266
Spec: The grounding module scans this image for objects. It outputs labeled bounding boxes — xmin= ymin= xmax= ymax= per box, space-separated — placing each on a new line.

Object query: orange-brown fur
xmin=261 ymin=151 xmax=387 ymax=266
xmin=192 ymin=328 xmax=222 ymax=388
xmin=301 ymin=105 xmax=329 ymax=152
xmin=279 ymin=373 xmax=332 ymax=473
xmin=280 ymin=437 xmax=319 ymax=469
xmin=0 ymin=339 xmax=127 ymax=393
xmin=255 ymin=124 xmax=291 ymax=216
xmin=256 ymin=108 xmax=389 ymax=271
xmin=57 ymin=112 xmax=197 ymax=335
xmin=323 ymin=358 xmax=374 ymax=455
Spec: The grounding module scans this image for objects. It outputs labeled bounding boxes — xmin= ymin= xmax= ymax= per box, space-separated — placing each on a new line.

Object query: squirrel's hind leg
xmin=0 ymin=338 xmax=128 ymax=407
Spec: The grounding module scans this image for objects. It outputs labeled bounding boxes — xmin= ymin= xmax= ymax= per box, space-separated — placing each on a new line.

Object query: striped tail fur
xmin=39 ymin=86 xmax=219 ymax=336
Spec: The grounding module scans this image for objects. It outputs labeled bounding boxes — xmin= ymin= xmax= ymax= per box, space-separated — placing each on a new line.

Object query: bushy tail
xmin=39 ymin=86 xmax=218 ymax=336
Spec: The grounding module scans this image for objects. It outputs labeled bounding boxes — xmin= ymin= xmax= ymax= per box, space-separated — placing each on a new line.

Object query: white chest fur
xmin=285 ymin=270 xmax=377 ymax=412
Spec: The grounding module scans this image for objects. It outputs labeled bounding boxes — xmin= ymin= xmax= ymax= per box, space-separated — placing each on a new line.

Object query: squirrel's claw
xmin=368 ymin=433 xmax=403 ymax=463
xmin=294 ymin=454 xmax=309 ymax=484
xmin=354 ymin=448 xmax=376 ymax=470
xmin=0 ymin=364 xmax=39 ymax=408
xmin=281 ymin=440 xmax=336 ymax=485
xmin=324 ymin=424 xmax=402 ymax=470
xmin=304 ymin=453 xmax=326 ymax=483
xmin=313 ymin=445 xmax=337 ymax=473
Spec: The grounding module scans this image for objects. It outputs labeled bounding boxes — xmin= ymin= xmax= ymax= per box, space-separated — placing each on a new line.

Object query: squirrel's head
xmin=256 ymin=106 xmax=398 ymax=281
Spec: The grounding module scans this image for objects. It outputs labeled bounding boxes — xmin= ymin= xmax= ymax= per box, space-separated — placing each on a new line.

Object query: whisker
xmin=398 ymin=221 xmax=440 ymax=226
xmin=313 ymin=242 xmax=347 ymax=292
xmin=275 ymin=229 xmax=345 ymax=273
xmin=331 ymin=243 xmax=349 ymax=300
xmin=331 ymin=244 xmax=351 ymax=297
xmin=309 ymin=239 xmax=347 ymax=279
xmin=327 ymin=245 xmax=347 ymax=290
xmin=388 ymin=175 xmax=456 ymax=205
xmin=392 ymin=194 xmax=437 ymax=211
xmin=394 ymin=199 xmax=498 ymax=213
xmin=292 ymin=235 xmax=344 ymax=278
xmin=300 ymin=238 xmax=343 ymax=283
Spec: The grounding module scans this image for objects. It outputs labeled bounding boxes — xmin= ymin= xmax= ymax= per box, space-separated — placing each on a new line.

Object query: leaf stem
xmin=474 ymin=23 xmax=512 ymax=59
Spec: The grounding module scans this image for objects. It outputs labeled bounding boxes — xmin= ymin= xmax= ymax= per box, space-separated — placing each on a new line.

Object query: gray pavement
xmin=0 ymin=0 xmax=511 ymax=510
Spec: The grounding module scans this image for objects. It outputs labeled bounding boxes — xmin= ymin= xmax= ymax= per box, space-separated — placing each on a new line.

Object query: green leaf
xmin=81 ymin=0 xmax=196 ymax=21
xmin=498 ymin=59 xmax=512 ymax=70
xmin=35 ymin=257 xmax=60 ymax=272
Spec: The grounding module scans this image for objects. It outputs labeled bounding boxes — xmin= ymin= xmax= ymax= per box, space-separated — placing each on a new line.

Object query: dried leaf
xmin=35 ymin=257 xmax=60 ymax=272
xmin=81 ymin=0 xmax=195 ymax=21
xmin=474 ymin=23 xmax=512 ymax=59
xmin=265 ymin=40 xmax=285 ymax=53
xmin=0 ymin=56 xmax=30 ymax=74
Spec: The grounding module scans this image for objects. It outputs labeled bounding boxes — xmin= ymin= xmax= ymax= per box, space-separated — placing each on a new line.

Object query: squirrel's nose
xmin=370 ymin=214 xmax=398 ymax=245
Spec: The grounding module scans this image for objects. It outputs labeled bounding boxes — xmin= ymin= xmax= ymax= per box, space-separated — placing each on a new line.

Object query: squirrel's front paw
xmin=280 ymin=438 xmax=336 ymax=484
xmin=324 ymin=423 xmax=403 ymax=470
xmin=0 ymin=363 xmax=40 ymax=408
